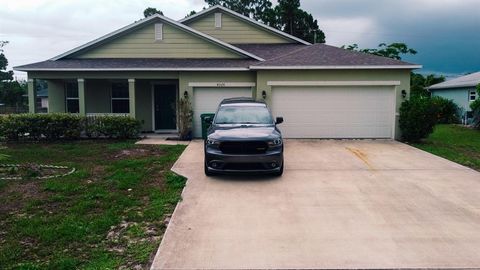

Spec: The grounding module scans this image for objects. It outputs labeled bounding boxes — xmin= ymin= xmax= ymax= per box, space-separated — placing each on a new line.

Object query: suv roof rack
xmin=220 ymin=97 xmax=264 ymax=105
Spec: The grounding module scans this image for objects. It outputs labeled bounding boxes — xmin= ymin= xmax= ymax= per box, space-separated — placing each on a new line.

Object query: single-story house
xmin=429 ymin=71 xmax=479 ymax=123
xmin=14 ymin=5 xmax=420 ymax=139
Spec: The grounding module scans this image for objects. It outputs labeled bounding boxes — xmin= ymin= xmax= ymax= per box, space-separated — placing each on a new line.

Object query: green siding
xmin=46 ymin=80 xmax=65 ymax=112
xmin=136 ymin=80 xmax=154 ymax=131
xmin=74 ymin=21 xmax=243 ymax=59
xmin=85 ymin=80 xmax=111 ymax=113
xmin=186 ymin=12 xmax=292 ymax=44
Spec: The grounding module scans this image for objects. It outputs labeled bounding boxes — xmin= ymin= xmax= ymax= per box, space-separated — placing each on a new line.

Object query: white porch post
xmin=128 ymin=79 xmax=136 ymax=118
xmin=27 ymin=78 xmax=36 ymax=113
xmin=78 ymin=78 xmax=86 ymax=115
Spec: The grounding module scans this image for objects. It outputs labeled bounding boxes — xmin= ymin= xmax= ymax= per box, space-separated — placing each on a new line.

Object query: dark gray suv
xmin=204 ymin=97 xmax=284 ymax=176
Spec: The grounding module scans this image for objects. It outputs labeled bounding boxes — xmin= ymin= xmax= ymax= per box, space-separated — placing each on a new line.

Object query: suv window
xmin=215 ymin=105 xmax=273 ymax=124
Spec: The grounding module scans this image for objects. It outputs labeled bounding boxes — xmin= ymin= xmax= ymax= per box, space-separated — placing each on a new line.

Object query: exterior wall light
xmin=184 ymin=91 xmax=189 ymax=99
xmin=262 ymin=90 xmax=267 ymax=99
xmin=401 ymin=90 xmax=407 ymax=98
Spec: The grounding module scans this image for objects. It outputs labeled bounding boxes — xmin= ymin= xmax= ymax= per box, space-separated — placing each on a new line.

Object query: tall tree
xmin=0 ymin=41 xmax=13 ymax=82
xmin=410 ymin=73 xmax=445 ymax=97
xmin=204 ymin=0 xmax=325 ymax=43
xmin=143 ymin=7 xmax=163 ymax=18
xmin=342 ymin=43 xmax=417 ymax=60
xmin=0 ymin=41 xmax=26 ymax=108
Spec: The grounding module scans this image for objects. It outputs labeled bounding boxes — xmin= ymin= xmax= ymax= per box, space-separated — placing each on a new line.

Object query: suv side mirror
xmin=275 ymin=117 xmax=283 ymax=124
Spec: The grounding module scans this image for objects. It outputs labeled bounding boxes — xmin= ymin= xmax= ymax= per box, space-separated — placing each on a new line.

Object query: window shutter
xmin=215 ymin=13 xmax=222 ymax=28
xmin=155 ymin=23 xmax=163 ymax=41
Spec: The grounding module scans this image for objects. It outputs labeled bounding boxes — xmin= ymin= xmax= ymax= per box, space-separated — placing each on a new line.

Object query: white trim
xmin=28 ymin=79 xmax=34 ymax=83
xmin=15 ymin=67 xmax=251 ymax=72
xmin=188 ymin=82 xmax=256 ymax=87
xmin=128 ymin=78 xmax=135 ymax=83
xmin=50 ymin=14 xmax=263 ymax=61
xmin=179 ymin=5 xmax=311 ymax=45
xmin=392 ymin=86 xmax=397 ymax=139
xmin=251 ymin=65 xmax=422 ymax=70
xmin=267 ymin=80 xmax=401 ymax=86
xmin=77 ymin=78 xmax=85 ymax=83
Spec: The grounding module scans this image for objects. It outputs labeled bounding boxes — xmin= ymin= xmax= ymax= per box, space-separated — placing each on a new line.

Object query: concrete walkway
xmin=151 ymin=139 xmax=480 ymax=269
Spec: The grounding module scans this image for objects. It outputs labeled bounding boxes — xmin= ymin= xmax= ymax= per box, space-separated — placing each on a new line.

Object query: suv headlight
xmin=268 ymin=138 xmax=282 ymax=147
xmin=206 ymin=138 xmax=219 ymax=145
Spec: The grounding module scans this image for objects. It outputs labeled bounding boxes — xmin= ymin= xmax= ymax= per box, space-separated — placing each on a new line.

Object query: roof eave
xmin=13 ymin=67 xmax=251 ymax=72
xmin=179 ymin=5 xmax=311 ymax=45
xmin=249 ymin=65 xmax=423 ymax=70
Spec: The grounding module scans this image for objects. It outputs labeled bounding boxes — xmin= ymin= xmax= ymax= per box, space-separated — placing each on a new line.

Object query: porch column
xmin=27 ymin=78 xmax=36 ymax=113
xmin=128 ymin=79 xmax=136 ymax=118
xmin=78 ymin=78 xmax=86 ymax=115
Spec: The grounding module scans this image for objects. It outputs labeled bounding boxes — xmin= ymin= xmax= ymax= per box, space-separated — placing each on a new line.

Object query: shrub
xmin=399 ymin=97 xmax=439 ymax=142
xmin=93 ymin=116 xmax=142 ymax=139
xmin=431 ymin=96 xmax=460 ymax=124
xmin=0 ymin=113 xmax=141 ymax=141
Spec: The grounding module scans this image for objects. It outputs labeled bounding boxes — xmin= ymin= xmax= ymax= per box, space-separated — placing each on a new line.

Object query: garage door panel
xmin=272 ymin=86 xmax=394 ymax=139
xmin=193 ymin=87 xmax=252 ymax=138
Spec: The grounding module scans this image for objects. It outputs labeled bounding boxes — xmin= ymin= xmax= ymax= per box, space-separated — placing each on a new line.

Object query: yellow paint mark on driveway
xmin=346 ymin=147 xmax=375 ymax=170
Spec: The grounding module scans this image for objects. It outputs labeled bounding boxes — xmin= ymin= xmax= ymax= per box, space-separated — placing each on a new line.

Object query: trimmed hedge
xmin=399 ymin=97 xmax=439 ymax=142
xmin=0 ymin=113 xmax=141 ymax=141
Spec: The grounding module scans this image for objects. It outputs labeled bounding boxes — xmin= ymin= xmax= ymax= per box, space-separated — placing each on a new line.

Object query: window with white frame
xmin=469 ymin=90 xmax=477 ymax=101
xmin=65 ymin=81 xmax=79 ymax=113
xmin=111 ymin=82 xmax=129 ymax=113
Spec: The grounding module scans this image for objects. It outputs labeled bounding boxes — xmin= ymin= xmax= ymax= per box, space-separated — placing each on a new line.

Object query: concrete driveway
xmin=151 ymin=140 xmax=480 ymax=269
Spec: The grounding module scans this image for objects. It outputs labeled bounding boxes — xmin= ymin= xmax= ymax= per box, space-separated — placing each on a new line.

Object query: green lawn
xmin=413 ymin=124 xmax=480 ymax=171
xmin=0 ymin=141 xmax=186 ymax=270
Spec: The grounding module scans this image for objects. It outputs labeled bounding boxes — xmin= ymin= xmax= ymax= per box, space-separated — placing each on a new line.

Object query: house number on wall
xmin=216 ymin=82 xmax=226 ymax=87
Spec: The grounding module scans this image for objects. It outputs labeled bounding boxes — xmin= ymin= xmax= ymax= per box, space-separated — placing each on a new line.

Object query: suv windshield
xmin=215 ymin=105 xmax=273 ymax=124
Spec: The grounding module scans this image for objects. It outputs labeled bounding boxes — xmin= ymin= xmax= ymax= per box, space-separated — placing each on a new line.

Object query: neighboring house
xmin=429 ymin=71 xmax=480 ymax=123
xmin=14 ymin=5 xmax=420 ymax=139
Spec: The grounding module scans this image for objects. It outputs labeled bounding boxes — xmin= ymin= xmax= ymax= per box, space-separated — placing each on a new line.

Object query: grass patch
xmin=0 ymin=140 xmax=186 ymax=269
xmin=413 ymin=124 xmax=480 ymax=170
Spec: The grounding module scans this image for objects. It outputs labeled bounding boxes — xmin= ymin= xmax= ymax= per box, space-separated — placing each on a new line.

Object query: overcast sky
xmin=1 ymin=0 xmax=479 ymax=79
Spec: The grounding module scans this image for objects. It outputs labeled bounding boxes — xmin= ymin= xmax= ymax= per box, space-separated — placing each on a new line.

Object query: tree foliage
xmin=342 ymin=42 xmax=417 ymax=60
xmin=204 ymin=0 xmax=325 ymax=43
xmin=0 ymin=41 xmax=27 ymax=108
xmin=411 ymin=73 xmax=445 ymax=97
xmin=143 ymin=7 xmax=163 ymax=18
xmin=0 ymin=41 xmax=13 ymax=82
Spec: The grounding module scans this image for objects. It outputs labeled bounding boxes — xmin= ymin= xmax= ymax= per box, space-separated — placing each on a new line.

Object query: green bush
xmin=0 ymin=113 xmax=141 ymax=141
xmin=399 ymin=97 xmax=439 ymax=142
xmin=431 ymin=96 xmax=460 ymax=124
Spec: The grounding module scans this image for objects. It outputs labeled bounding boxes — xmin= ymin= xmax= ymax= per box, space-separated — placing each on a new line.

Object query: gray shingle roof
xmin=14 ymin=43 xmax=419 ymax=71
xmin=250 ymin=44 xmax=417 ymax=67
xmin=429 ymin=71 xmax=480 ymax=90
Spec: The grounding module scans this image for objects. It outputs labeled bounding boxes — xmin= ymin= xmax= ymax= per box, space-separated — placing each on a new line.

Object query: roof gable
xmin=52 ymin=14 xmax=263 ymax=61
xmin=180 ymin=5 xmax=310 ymax=45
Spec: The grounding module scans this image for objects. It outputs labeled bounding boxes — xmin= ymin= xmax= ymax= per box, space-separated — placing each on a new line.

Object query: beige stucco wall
xmin=35 ymin=69 xmax=411 ymax=138
xmin=73 ymin=21 xmax=243 ymax=59
xmin=186 ymin=12 xmax=291 ymax=44
xmin=255 ymin=69 xmax=412 ymax=139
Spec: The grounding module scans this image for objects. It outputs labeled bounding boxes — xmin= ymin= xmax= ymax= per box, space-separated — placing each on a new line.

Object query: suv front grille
xmin=219 ymin=141 xmax=268 ymax=154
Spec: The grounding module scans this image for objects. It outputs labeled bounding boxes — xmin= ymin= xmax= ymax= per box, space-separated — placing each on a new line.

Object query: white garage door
xmin=271 ymin=86 xmax=395 ymax=138
xmin=193 ymin=87 xmax=252 ymax=137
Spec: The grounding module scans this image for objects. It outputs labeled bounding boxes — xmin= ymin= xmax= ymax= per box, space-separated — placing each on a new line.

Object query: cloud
xmin=1 ymin=0 xmax=479 ymax=79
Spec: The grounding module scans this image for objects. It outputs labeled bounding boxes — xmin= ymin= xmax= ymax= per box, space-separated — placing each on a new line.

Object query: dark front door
xmin=154 ymin=84 xmax=177 ymax=130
